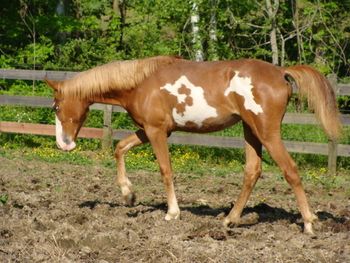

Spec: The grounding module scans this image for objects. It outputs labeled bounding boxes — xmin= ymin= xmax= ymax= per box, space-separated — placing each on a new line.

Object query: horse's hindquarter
xmin=127 ymin=59 xmax=290 ymax=134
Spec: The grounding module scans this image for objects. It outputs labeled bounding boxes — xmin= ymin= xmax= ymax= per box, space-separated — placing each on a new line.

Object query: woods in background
xmin=0 ymin=0 xmax=349 ymax=78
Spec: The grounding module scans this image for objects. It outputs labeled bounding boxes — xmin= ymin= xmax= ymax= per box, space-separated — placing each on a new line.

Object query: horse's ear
xmin=44 ymin=79 xmax=61 ymax=91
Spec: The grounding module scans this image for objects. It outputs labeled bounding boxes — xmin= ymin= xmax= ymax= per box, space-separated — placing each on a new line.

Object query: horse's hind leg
xmin=115 ymin=129 xmax=148 ymax=206
xmin=224 ymin=123 xmax=262 ymax=227
xmin=263 ymin=136 xmax=317 ymax=234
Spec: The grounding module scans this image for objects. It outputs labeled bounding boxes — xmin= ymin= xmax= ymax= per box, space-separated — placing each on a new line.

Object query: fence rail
xmin=1 ymin=121 xmax=349 ymax=157
xmin=1 ymin=69 xmax=349 ymax=173
xmin=1 ymin=94 xmax=349 ymax=125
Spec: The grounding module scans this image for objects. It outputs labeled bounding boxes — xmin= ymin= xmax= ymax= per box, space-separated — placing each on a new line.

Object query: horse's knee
xmin=243 ymin=163 xmax=262 ymax=188
xmin=114 ymin=143 xmax=123 ymax=159
xmin=115 ymin=140 xmax=131 ymax=159
xmin=245 ymin=163 xmax=261 ymax=177
xmin=283 ymin=163 xmax=302 ymax=186
xmin=285 ymin=173 xmax=302 ymax=187
xmin=159 ymin=163 xmax=172 ymax=177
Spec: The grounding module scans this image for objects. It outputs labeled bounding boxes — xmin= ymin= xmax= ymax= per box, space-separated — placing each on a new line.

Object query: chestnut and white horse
xmin=46 ymin=56 xmax=341 ymax=234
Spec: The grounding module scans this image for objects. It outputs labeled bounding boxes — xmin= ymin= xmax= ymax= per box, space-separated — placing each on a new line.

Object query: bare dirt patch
xmin=0 ymin=156 xmax=349 ymax=262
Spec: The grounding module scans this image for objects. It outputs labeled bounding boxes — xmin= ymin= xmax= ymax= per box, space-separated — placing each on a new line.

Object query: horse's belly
xmin=173 ymin=111 xmax=241 ymax=133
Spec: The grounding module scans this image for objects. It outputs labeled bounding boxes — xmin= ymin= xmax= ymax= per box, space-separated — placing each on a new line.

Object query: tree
xmin=208 ymin=0 xmax=219 ymax=61
xmin=190 ymin=0 xmax=204 ymax=61
xmin=112 ymin=0 xmax=127 ymax=51
xmin=265 ymin=0 xmax=279 ymax=65
xmin=0 ymin=0 xmax=348 ymax=77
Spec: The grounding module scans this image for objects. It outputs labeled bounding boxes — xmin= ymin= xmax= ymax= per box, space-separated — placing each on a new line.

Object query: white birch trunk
xmin=191 ymin=1 xmax=203 ymax=61
xmin=208 ymin=0 xmax=218 ymax=61
xmin=56 ymin=0 xmax=65 ymax=15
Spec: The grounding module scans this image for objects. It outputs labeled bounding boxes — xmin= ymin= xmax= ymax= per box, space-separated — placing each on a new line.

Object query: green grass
xmin=0 ymin=194 xmax=9 ymax=205
xmin=1 ymin=141 xmax=349 ymax=192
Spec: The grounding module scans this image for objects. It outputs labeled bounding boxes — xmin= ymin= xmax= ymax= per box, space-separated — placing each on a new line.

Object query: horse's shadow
xmin=181 ymin=203 xmax=302 ymax=226
xmin=78 ymin=199 xmax=120 ymax=209
xmin=183 ymin=202 xmax=346 ymax=226
xmin=78 ymin=200 xmax=346 ymax=226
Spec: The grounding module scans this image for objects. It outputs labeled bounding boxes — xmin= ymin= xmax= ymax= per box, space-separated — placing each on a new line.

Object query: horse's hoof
xmin=124 ymin=192 xmax=136 ymax=206
xmin=223 ymin=217 xmax=240 ymax=228
xmin=165 ymin=211 xmax=180 ymax=221
xmin=223 ymin=217 xmax=230 ymax=227
xmin=303 ymin=213 xmax=318 ymax=235
xmin=304 ymin=222 xmax=316 ymax=236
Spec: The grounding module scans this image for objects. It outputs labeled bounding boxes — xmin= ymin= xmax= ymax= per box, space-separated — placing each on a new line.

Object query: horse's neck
xmin=90 ymin=90 xmax=131 ymax=108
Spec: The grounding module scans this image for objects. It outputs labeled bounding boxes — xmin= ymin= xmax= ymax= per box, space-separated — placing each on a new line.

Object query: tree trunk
xmin=292 ymin=0 xmax=304 ymax=64
xmin=191 ymin=1 xmax=203 ymax=61
xmin=265 ymin=0 xmax=279 ymax=65
xmin=208 ymin=0 xmax=218 ymax=61
xmin=56 ymin=0 xmax=65 ymax=15
xmin=114 ymin=0 xmax=127 ymax=51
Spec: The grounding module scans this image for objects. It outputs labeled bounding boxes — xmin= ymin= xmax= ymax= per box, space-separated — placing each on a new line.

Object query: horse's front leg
xmin=115 ymin=129 xmax=148 ymax=206
xmin=145 ymin=126 xmax=180 ymax=220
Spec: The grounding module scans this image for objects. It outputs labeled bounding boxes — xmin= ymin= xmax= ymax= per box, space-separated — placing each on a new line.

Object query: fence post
xmin=102 ymin=105 xmax=113 ymax=150
xmin=327 ymin=74 xmax=338 ymax=175
xmin=328 ymin=139 xmax=338 ymax=175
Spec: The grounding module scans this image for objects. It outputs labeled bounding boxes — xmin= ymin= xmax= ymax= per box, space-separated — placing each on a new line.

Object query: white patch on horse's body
xmin=224 ymin=71 xmax=263 ymax=115
xmin=161 ymin=75 xmax=218 ymax=127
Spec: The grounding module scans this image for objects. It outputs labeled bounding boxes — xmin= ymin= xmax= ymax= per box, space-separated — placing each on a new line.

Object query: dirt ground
xmin=0 ymin=155 xmax=349 ymax=263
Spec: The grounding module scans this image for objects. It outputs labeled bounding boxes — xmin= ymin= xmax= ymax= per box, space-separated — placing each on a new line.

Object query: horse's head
xmin=46 ymin=79 xmax=90 ymax=151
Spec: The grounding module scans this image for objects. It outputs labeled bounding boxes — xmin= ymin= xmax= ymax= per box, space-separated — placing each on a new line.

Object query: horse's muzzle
xmin=56 ymin=137 xmax=76 ymax=151
xmin=55 ymin=115 xmax=77 ymax=151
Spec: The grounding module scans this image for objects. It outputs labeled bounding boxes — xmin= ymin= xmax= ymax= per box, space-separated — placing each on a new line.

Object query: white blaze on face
xmin=161 ymin=76 xmax=218 ymax=127
xmin=224 ymin=71 xmax=263 ymax=115
xmin=55 ymin=115 xmax=76 ymax=151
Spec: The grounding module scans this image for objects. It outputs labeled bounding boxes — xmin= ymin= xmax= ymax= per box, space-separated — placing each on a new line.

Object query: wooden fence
xmin=0 ymin=69 xmax=349 ymax=173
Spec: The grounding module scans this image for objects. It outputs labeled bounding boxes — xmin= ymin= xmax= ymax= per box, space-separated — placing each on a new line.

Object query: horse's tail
xmin=284 ymin=65 xmax=342 ymax=140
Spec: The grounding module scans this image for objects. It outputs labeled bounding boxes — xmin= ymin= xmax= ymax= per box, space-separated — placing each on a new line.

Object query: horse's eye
xmin=52 ymin=103 xmax=59 ymax=112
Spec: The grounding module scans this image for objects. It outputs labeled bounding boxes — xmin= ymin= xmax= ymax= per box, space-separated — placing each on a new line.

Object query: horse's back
xmin=151 ymin=58 xmax=285 ymax=86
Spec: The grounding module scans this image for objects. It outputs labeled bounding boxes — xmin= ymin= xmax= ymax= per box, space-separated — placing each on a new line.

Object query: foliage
xmin=0 ymin=194 xmax=9 ymax=205
xmin=0 ymin=0 xmax=349 ymax=75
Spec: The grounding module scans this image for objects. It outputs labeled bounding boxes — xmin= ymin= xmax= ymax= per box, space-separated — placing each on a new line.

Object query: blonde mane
xmin=60 ymin=56 xmax=180 ymax=99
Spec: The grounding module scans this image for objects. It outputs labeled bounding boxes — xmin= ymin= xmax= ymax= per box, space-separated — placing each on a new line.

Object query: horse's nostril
xmin=63 ymin=135 xmax=72 ymax=145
